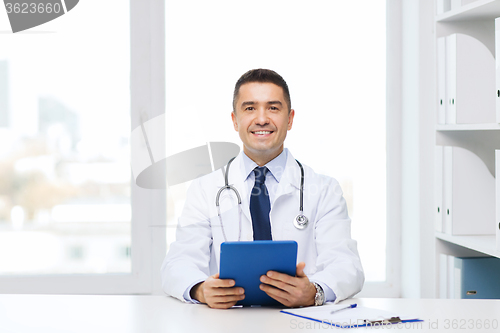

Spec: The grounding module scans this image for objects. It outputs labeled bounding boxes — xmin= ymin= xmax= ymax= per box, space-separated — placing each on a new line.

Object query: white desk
xmin=2 ymin=295 xmax=500 ymax=332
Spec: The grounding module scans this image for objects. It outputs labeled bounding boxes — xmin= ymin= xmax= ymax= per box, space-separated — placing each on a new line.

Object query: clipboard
xmin=281 ymin=304 xmax=423 ymax=328
xmin=219 ymin=240 xmax=297 ymax=306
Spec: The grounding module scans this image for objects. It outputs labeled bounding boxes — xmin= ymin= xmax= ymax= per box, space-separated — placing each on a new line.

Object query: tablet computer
xmin=219 ymin=240 xmax=298 ymax=306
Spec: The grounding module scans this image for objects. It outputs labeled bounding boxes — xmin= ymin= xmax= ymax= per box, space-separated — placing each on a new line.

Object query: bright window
xmin=165 ymin=0 xmax=386 ymax=282
xmin=0 ymin=1 xmax=131 ymax=275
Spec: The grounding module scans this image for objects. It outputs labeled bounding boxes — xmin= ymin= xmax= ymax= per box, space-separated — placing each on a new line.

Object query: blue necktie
xmin=250 ymin=166 xmax=272 ymax=240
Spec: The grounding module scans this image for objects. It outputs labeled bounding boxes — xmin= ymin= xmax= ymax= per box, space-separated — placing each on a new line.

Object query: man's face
xmin=231 ymin=82 xmax=294 ymax=164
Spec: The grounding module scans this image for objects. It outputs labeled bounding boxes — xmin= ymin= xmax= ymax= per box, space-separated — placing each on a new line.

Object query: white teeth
xmin=254 ymin=131 xmax=271 ymax=135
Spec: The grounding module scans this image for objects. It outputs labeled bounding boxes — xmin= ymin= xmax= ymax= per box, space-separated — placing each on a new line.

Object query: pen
xmin=330 ymin=303 xmax=357 ymax=314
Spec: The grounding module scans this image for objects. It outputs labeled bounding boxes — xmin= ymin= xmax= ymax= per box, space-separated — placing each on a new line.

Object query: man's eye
xmin=270 ymin=106 xmax=279 ymax=111
xmin=245 ymin=107 xmax=255 ymax=111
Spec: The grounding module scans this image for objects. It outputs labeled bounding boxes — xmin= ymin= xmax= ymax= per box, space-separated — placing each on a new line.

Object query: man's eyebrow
xmin=240 ymin=100 xmax=283 ymax=107
xmin=241 ymin=101 xmax=255 ymax=107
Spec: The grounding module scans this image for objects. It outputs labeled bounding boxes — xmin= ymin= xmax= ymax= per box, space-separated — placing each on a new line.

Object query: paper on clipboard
xmin=281 ymin=304 xmax=423 ymax=328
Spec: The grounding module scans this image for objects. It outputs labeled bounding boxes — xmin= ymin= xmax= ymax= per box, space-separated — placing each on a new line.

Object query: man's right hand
xmin=190 ymin=273 xmax=245 ymax=309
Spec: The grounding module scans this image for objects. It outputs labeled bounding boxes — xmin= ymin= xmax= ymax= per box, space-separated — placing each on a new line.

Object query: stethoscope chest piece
xmin=294 ymin=214 xmax=308 ymax=230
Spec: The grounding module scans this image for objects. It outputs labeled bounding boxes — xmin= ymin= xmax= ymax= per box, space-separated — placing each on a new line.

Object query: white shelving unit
xmin=436 ymin=123 xmax=500 ymax=130
xmin=436 ymin=232 xmax=500 ymax=258
xmin=433 ymin=0 xmax=500 ymax=298
xmin=437 ymin=0 xmax=500 ymax=21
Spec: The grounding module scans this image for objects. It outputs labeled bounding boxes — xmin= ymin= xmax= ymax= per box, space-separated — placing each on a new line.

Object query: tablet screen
xmin=219 ymin=240 xmax=298 ymax=306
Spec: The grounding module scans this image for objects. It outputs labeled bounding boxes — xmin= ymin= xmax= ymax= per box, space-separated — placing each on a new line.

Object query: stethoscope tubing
xmin=215 ymin=156 xmax=307 ymax=242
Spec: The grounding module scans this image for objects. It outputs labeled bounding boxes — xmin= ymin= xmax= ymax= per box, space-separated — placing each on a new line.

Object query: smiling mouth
xmin=252 ymin=131 xmax=273 ymax=135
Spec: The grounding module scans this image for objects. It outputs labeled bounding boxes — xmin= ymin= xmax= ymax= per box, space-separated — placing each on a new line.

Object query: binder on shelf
xmin=435 ymin=146 xmax=444 ymax=232
xmin=496 ymin=150 xmax=500 ymax=251
xmin=454 ymin=257 xmax=500 ymax=299
xmin=443 ymin=147 xmax=452 ymax=234
xmin=445 ymin=35 xmax=456 ymax=124
xmin=437 ymin=0 xmax=451 ymax=15
xmin=445 ymin=34 xmax=496 ymax=124
xmin=450 ymin=0 xmax=461 ymax=10
xmin=439 ymin=253 xmax=448 ymax=299
xmin=461 ymin=0 xmax=479 ymax=6
xmin=496 ymin=18 xmax=500 ymax=124
xmin=448 ymin=255 xmax=456 ymax=299
xmin=443 ymin=146 xmax=495 ymax=235
xmin=437 ymin=37 xmax=446 ymax=124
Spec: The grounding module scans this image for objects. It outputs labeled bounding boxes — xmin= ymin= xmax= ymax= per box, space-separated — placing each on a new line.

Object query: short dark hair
xmin=232 ymin=69 xmax=291 ymax=113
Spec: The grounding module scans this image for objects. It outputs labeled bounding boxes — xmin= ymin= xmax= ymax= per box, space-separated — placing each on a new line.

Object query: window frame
xmin=352 ymin=0 xmax=402 ymax=298
xmin=0 ymin=0 xmax=166 ymax=295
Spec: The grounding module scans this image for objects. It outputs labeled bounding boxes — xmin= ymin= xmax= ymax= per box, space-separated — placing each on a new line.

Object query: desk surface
xmin=2 ymin=294 xmax=500 ymax=332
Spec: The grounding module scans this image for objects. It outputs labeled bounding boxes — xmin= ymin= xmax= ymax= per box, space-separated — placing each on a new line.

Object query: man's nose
xmin=254 ymin=108 xmax=269 ymax=125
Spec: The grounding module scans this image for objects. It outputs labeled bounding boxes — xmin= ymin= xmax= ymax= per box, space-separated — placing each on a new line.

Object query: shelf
xmin=436 ymin=0 xmax=500 ymax=22
xmin=436 ymin=127 xmax=500 ymax=176
xmin=436 ymin=232 xmax=500 ymax=258
xmin=436 ymin=123 xmax=500 ymax=131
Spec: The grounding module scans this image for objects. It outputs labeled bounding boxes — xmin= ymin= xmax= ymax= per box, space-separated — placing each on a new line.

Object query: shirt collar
xmin=242 ymin=148 xmax=288 ymax=183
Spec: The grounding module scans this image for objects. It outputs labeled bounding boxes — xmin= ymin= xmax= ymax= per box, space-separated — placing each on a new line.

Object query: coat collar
xmin=217 ymin=149 xmax=302 ymax=222
xmin=219 ymin=149 xmax=301 ymax=190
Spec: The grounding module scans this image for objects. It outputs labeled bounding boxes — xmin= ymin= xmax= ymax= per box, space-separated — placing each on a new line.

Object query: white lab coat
xmin=161 ymin=150 xmax=364 ymax=303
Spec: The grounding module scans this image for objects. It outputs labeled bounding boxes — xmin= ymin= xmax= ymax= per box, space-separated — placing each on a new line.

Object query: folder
xmin=442 ymin=146 xmax=495 ymax=235
xmin=443 ymin=146 xmax=453 ymax=234
xmin=448 ymin=255 xmax=456 ymax=299
xmin=437 ymin=37 xmax=446 ymax=124
xmin=496 ymin=18 xmax=500 ymax=124
xmin=281 ymin=304 xmax=422 ymax=328
xmin=436 ymin=0 xmax=450 ymax=15
xmin=454 ymin=257 xmax=500 ymax=299
xmin=445 ymin=34 xmax=496 ymax=124
xmin=496 ymin=150 xmax=500 ymax=251
xmin=445 ymin=35 xmax=457 ymax=124
xmin=461 ymin=0 xmax=479 ymax=5
xmin=450 ymin=0 xmax=461 ymax=10
xmin=439 ymin=253 xmax=448 ymax=299
xmin=435 ymin=146 xmax=444 ymax=232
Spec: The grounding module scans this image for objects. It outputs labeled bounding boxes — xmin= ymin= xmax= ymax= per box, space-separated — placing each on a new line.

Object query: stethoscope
xmin=215 ymin=156 xmax=308 ymax=242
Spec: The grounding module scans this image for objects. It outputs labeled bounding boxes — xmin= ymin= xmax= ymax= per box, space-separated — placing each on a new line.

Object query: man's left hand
xmin=259 ymin=262 xmax=316 ymax=307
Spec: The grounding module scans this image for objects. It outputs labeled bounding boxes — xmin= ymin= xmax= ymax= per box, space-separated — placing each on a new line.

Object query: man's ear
xmin=287 ymin=109 xmax=295 ymax=131
xmin=231 ymin=111 xmax=238 ymax=131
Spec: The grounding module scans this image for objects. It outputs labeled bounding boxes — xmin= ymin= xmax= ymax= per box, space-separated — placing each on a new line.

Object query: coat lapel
xmin=272 ymin=150 xmax=301 ymax=202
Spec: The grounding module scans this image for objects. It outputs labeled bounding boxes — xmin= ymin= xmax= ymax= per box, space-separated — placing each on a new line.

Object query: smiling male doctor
xmin=161 ymin=69 xmax=364 ymax=309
